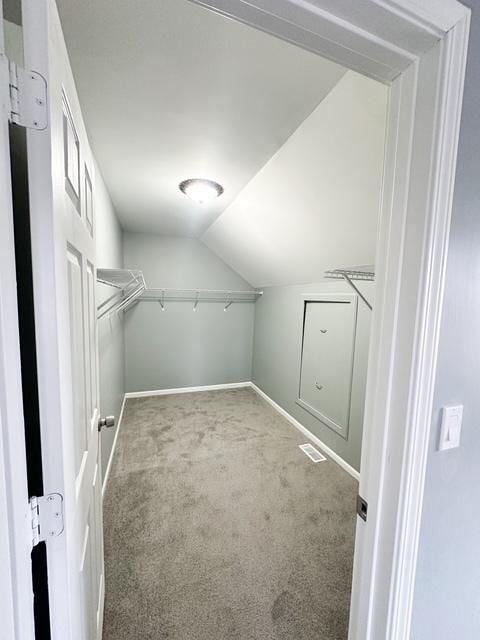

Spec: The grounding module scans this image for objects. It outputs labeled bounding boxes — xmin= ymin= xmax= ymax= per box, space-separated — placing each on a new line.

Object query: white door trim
xmin=0 ymin=19 xmax=35 ymax=640
xmin=190 ymin=1 xmax=469 ymax=638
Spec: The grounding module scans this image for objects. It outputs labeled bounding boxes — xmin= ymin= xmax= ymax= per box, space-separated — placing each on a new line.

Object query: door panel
xmin=85 ymin=168 xmax=94 ymax=237
xmin=86 ymin=261 xmax=98 ymax=429
xmin=298 ymin=296 xmax=358 ymax=439
xmin=23 ymin=0 xmax=104 ymax=637
xmin=67 ymin=246 xmax=88 ymax=479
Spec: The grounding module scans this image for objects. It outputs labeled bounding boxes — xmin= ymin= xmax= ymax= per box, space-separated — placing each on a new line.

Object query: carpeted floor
xmin=103 ymin=387 xmax=357 ymax=640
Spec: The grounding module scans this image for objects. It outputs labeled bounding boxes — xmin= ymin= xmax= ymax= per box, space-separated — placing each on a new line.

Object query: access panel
xmin=298 ymin=295 xmax=358 ymax=439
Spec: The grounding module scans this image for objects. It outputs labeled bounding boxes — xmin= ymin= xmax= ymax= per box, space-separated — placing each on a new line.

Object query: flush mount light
xmin=179 ymin=178 xmax=224 ymax=204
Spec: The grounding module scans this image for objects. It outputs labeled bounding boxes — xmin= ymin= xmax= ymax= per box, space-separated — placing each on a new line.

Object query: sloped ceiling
xmin=202 ymin=71 xmax=387 ymax=288
xmin=56 ymin=0 xmax=346 ymax=237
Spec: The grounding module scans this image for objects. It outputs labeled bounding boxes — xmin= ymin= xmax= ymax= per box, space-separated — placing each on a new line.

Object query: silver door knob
xmin=98 ymin=415 xmax=115 ymax=432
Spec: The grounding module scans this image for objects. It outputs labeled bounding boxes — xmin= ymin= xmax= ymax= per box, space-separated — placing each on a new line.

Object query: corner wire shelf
xmin=97 ymin=268 xmax=146 ymax=319
xmin=324 ymin=266 xmax=375 ymax=310
xmin=139 ymin=288 xmax=263 ymax=311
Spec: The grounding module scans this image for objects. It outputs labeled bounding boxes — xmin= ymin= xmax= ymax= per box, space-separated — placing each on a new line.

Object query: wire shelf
xmin=324 ymin=266 xmax=375 ymax=281
xmin=97 ymin=268 xmax=146 ymax=319
xmin=140 ymin=288 xmax=263 ymax=310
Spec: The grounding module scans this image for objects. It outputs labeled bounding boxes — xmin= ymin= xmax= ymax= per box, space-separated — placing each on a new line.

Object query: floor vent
xmin=299 ymin=443 xmax=327 ymax=463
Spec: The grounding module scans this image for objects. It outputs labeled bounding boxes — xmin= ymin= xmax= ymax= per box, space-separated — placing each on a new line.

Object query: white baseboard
xmin=250 ymin=383 xmax=360 ymax=481
xmin=102 ymin=394 xmax=126 ymax=499
xmin=124 ymin=381 xmax=251 ymax=398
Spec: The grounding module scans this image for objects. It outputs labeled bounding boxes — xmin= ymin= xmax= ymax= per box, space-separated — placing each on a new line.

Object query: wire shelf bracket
xmin=325 ymin=266 xmax=375 ymax=310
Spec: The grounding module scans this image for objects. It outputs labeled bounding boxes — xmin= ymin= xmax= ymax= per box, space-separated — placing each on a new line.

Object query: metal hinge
xmin=4 ymin=58 xmax=47 ymax=130
xmin=30 ymin=493 xmax=64 ymax=548
xmin=357 ymin=494 xmax=368 ymax=522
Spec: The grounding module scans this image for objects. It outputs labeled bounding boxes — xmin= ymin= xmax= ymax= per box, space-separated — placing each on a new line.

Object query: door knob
xmin=98 ymin=415 xmax=115 ymax=432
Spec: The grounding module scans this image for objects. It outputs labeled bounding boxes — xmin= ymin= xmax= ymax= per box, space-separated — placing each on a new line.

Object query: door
xmin=298 ymin=296 xmax=358 ymax=439
xmin=22 ymin=0 xmax=104 ymax=638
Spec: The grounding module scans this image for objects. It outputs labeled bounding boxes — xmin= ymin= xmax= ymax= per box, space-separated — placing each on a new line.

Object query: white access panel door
xmin=0 ymin=7 xmax=35 ymax=639
xmin=298 ymin=296 xmax=358 ymax=439
xmin=22 ymin=1 xmax=104 ymax=638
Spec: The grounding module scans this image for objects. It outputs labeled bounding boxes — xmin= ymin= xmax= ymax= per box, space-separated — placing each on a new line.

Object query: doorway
xmin=52 ymin=2 xmax=387 ymax=635
xmin=2 ymin=0 xmax=469 ymax=639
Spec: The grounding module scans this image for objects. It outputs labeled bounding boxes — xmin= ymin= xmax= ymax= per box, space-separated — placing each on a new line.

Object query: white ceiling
xmin=56 ymin=0 xmax=346 ymax=237
xmin=203 ymin=72 xmax=387 ymax=287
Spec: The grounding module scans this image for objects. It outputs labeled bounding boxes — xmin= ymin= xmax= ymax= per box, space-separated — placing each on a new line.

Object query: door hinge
xmin=4 ymin=58 xmax=47 ymax=130
xmin=357 ymin=494 xmax=368 ymax=522
xmin=30 ymin=493 xmax=64 ymax=548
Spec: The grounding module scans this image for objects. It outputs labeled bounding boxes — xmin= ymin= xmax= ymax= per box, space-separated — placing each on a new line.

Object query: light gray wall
xmin=253 ymin=280 xmax=374 ymax=470
xmin=123 ymin=233 xmax=255 ymax=392
xmin=412 ymin=2 xmax=480 ymax=637
xmin=95 ymin=164 xmax=125 ymax=479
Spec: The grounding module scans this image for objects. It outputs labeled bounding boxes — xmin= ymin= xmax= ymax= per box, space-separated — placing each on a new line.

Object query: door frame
xmin=0 ymin=5 xmax=35 ymax=639
xmin=190 ymin=1 xmax=470 ymax=638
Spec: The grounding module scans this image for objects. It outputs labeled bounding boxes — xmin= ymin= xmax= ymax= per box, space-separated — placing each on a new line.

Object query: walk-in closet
xmin=5 ymin=0 xmax=388 ymax=637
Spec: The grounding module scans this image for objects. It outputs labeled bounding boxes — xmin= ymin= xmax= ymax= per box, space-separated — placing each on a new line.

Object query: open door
xmin=21 ymin=0 xmax=104 ymax=637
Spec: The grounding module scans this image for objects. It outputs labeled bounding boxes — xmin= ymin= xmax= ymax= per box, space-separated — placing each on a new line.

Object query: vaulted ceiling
xmin=202 ymin=71 xmax=387 ymax=287
xmin=56 ymin=0 xmax=346 ymax=237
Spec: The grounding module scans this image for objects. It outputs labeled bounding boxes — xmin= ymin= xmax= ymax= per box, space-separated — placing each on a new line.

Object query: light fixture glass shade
xmin=179 ymin=178 xmax=224 ymax=204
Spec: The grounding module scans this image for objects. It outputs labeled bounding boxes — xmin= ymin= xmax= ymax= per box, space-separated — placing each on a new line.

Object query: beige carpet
xmin=103 ymin=387 xmax=357 ymax=639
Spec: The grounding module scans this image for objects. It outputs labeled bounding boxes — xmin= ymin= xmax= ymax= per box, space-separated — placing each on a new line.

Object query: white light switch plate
xmin=438 ymin=404 xmax=463 ymax=451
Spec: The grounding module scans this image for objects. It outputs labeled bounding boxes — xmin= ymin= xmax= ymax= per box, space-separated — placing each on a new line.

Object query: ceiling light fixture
xmin=179 ymin=178 xmax=224 ymax=204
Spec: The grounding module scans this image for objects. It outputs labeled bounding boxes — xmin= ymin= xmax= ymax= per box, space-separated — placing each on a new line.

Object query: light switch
xmin=438 ymin=404 xmax=463 ymax=451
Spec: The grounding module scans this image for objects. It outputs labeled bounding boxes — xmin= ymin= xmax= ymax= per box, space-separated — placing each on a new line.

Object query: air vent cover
xmin=299 ymin=443 xmax=326 ymax=463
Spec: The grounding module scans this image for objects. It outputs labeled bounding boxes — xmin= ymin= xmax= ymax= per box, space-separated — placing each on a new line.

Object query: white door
xmin=22 ymin=0 xmax=104 ymax=638
xmin=0 ymin=4 xmax=36 ymax=638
